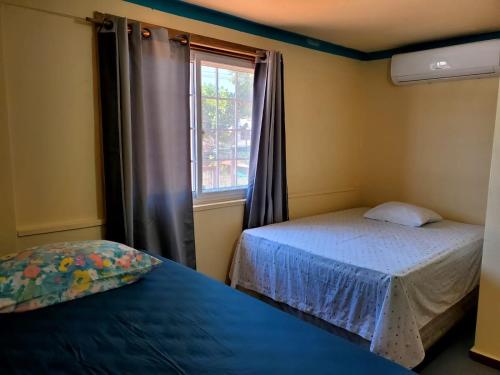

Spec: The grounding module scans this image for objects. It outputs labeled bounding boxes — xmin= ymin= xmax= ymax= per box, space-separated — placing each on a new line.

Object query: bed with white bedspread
xmin=230 ymin=207 xmax=484 ymax=368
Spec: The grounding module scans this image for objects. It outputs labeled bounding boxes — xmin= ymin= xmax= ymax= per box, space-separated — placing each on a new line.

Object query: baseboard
xmin=469 ymin=349 xmax=500 ymax=370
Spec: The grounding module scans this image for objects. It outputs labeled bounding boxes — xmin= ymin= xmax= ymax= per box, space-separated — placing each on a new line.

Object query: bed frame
xmin=238 ymin=286 xmax=478 ymax=352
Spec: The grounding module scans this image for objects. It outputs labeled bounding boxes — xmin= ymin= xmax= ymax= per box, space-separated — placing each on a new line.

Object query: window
xmin=190 ymin=51 xmax=254 ymax=202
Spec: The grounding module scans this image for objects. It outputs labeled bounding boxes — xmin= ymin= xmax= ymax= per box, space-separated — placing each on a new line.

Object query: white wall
xmin=472 ymin=79 xmax=500 ymax=363
xmin=360 ymin=59 xmax=499 ymax=224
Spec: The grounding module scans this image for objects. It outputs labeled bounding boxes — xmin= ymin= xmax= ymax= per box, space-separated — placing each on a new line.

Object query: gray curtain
xmin=243 ymin=51 xmax=289 ymax=229
xmin=97 ymin=16 xmax=196 ymax=268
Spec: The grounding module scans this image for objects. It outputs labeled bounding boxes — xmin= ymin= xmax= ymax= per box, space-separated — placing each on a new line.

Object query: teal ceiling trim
xmin=125 ymin=0 xmax=366 ymax=60
xmin=366 ymin=31 xmax=500 ymax=60
xmin=125 ymin=0 xmax=500 ymax=61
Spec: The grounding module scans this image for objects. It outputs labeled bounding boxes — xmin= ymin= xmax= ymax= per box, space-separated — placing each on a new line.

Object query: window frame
xmin=190 ymin=50 xmax=254 ymax=204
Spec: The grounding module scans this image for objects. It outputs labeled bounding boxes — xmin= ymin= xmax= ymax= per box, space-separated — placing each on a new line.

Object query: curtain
xmin=97 ymin=16 xmax=196 ymax=268
xmin=243 ymin=51 xmax=289 ymax=229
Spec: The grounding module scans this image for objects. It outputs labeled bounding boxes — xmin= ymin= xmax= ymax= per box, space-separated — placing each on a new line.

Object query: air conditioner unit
xmin=391 ymin=39 xmax=500 ymax=85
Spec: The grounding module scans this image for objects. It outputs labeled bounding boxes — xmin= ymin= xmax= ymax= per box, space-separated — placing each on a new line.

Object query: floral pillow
xmin=0 ymin=240 xmax=162 ymax=313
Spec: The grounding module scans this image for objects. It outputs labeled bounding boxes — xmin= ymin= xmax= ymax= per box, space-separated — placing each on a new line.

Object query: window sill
xmin=193 ymin=198 xmax=246 ymax=212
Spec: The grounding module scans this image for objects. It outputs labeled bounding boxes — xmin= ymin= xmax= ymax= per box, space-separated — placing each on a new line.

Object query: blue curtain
xmin=97 ymin=16 xmax=196 ymax=268
xmin=244 ymin=51 xmax=289 ymax=229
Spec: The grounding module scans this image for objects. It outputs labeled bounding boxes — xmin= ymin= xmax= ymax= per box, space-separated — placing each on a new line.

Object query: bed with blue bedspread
xmin=0 ymin=256 xmax=411 ymax=374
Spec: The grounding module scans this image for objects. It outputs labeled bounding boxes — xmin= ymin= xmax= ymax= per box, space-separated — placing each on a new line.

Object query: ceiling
xmin=183 ymin=0 xmax=500 ymax=52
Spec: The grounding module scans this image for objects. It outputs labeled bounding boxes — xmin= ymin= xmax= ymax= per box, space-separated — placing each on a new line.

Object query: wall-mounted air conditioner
xmin=391 ymin=39 xmax=500 ymax=85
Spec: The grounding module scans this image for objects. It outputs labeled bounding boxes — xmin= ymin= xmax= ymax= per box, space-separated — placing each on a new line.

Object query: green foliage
xmin=198 ymin=64 xmax=253 ymax=190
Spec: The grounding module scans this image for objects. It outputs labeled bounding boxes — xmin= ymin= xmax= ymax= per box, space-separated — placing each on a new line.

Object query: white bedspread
xmin=230 ymin=208 xmax=483 ymax=368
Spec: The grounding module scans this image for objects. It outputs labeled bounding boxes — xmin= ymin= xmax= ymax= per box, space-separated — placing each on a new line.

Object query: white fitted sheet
xmin=230 ymin=208 xmax=483 ymax=368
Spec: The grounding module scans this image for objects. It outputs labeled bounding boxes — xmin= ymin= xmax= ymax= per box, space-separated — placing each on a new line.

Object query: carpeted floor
xmin=416 ymin=314 xmax=499 ymax=375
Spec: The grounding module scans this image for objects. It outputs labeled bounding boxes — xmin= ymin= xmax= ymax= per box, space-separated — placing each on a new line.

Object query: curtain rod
xmin=86 ymin=14 xmax=266 ymax=60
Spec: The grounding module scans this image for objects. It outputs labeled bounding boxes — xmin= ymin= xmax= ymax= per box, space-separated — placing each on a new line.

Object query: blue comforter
xmin=0 ymin=257 xmax=412 ymax=374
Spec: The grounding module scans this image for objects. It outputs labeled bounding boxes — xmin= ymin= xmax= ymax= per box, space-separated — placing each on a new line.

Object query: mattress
xmin=230 ymin=207 xmax=484 ymax=368
xmin=0 ymin=256 xmax=411 ymax=374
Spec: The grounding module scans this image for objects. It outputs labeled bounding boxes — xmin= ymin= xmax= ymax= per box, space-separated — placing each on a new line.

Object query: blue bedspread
xmin=0 ymin=258 xmax=412 ymax=374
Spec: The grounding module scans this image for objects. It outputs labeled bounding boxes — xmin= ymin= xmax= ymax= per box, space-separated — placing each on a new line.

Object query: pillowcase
xmin=364 ymin=201 xmax=442 ymax=227
xmin=0 ymin=240 xmax=161 ymax=313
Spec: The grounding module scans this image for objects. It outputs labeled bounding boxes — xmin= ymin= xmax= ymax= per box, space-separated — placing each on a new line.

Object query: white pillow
xmin=364 ymin=201 xmax=442 ymax=227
